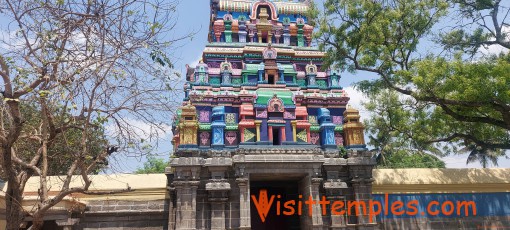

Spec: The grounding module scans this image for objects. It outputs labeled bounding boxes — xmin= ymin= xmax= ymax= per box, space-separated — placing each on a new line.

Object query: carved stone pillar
xmin=175 ymin=181 xmax=200 ymax=230
xmin=206 ymin=180 xmax=230 ymax=230
xmin=311 ymin=178 xmax=324 ymax=229
xmin=236 ymin=177 xmax=251 ymax=230
xmin=348 ymin=162 xmax=375 ymax=228
xmin=324 ymin=180 xmax=348 ymax=228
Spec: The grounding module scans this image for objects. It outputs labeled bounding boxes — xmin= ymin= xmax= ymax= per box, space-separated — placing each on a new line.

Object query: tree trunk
xmin=3 ymin=147 xmax=24 ymax=230
xmin=28 ymin=214 xmax=44 ymax=230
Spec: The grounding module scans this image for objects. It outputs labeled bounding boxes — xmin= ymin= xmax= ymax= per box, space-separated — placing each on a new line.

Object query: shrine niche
xmin=250 ymin=1 xmax=278 ymax=21
xmin=220 ymin=58 xmax=233 ymax=85
xmin=343 ymin=106 xmax=366 ymax=148
xmin=178 ymin=102 xmax=198 ymax=147
xmin=306 ymin=61 xmax=318 ymax=87
xmin=305 ymin=61 xmax=318 ymax=74
xmin=267 ymin=95 xmax=284 ymax=113
xmin=263 ymin=43 xmax=277 ymax=60
xmin=194 ymin=61 xmax=209 ymax=84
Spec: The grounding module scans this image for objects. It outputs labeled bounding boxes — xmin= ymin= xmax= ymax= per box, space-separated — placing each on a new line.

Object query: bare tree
xmin=0 ymin=0 xmax=189 ymax=229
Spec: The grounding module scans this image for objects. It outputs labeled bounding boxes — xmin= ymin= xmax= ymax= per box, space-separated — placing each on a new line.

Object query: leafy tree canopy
xmin=311 ymin=0 xmax=510 ymax=167
xmin=135 ymin=156 xmax=168 ymax=174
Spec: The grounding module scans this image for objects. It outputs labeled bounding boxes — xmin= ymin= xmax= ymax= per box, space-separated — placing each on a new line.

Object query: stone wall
xmin=75 ymin=200 xmax=168 ymax=230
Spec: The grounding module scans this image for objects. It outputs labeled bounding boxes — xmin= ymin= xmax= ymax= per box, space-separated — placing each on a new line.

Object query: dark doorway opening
xmin=268 ymin=74 xmax=275 ymax=84
xmin=272 ymin=128 xmax=280 ymax=145
xmin=262 ymin=37 xmax=268 ymax=43
xmin=250 ymin=181 xmax=301 ymax=230
xmin=26 ymin=221 xmax=62 ymax=230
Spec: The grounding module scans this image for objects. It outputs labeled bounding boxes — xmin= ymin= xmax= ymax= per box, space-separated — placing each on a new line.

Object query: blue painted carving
xmin=258 ymin=63 xmax=265 ymax=83
xmin=329 ymin=70 xmax=342 ymax=89
xmin=213 ymin=128 xmax=224 ymax=145
xmin=195 ymin=62 xmax=209 ymax=84
xmin=318 ymin=108 xmax=336 ymax=148
xmin=211 ymin=106 xmax=226 ymax=147
xmin=306 ymin=62 xmax=318 ymax=88
xmin=222 ymin=72 xmax=232 ymax=85
xmin=238 ymin=16 xmax=247 ymax=43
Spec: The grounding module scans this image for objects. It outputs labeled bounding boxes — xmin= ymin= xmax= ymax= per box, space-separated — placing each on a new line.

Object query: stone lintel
xmin=55 ymin=218 xmax=80 ymax=226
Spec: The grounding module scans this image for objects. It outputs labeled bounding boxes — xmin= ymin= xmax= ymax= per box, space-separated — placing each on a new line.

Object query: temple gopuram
xmin=168 ymin=0 xmax=376 ymax=229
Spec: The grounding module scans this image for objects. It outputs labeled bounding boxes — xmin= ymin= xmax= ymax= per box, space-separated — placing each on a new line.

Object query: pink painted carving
xmin=335 ymin=133 xmax=344 ymax=146
xmin=332 ymin=116 xmax=343 ymax=125
xmin=226 ymin=131 xmax=237 ymax=145
xmin=199 ymin=110 xmax=210 ymax=122
xmin=310 ymin=133 xmax=320 ymax=145
xmin=200 ymin=132 xmax=210 ymax=145
xmin=284 ymin=111 xmax=296 ymax=119
xmin=257 ymin=110 xmax=267 ymax=118
xmin=268 ymin=96 xmax=284 ymax=112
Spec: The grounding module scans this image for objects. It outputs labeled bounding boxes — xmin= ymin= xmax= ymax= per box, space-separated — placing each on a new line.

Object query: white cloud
xmin=479 ymin=25 xmax=510 ymax=55
xmin=440 ymin=155 xmax=480 ymax=168
xmin=480 ymin=44 xmax=509 ymax=55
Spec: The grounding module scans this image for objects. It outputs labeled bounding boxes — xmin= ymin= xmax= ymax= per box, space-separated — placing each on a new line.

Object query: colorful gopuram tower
xmin=167 ymin=1 xmax=376 ymax=229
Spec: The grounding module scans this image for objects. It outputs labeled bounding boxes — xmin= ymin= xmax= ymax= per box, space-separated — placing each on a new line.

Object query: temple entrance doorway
xmin=272 ymin=128 xmax=280 ymax=145
xmin=250 ymin=177 xmax=302 ymax=230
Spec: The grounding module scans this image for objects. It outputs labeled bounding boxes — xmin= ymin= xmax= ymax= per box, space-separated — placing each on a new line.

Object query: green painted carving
xmin=244 ymin=128 xmax=256 ymax=142
xmin=308 ymin=115 xmax=318 ymax=124
xmin=297 ymin=129 xmax=308 ymax=142
xmin=209 ymin=77 xmax=221 ymax=85
xmin=225 ymin=125 xmax=238 ymax=130
xmin=316 ymin=79 xmax=327 ymax=88
xmin=232 ymin=78 xmax=242 ymax=85
xmin=199 ymin=124 xmax=212 ymax=131
xmin=255 ymin=89 xmax=295 ymax=106
xmin=310 ymin=125 xmax=320 ymax=132
xmin=226 ymin=113 xmax=236 ymax=124
xmin=297 ymin=79 xmax=306 ymax=87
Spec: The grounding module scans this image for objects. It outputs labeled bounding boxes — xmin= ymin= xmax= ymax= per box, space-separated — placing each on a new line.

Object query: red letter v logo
xmin=251 ymin=189 xmax=275 ymax=223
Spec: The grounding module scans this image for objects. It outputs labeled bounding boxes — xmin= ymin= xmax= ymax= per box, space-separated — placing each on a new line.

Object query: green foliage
xmin=135 ymin=156 xmax=169 ymax=174
xmin=8 ymin=103 xmax=107 ymax=176
xmin=376 ymin=151 xmax=446 ymax=169
xmin=314 ymin=0 xmax=510 ymax=167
